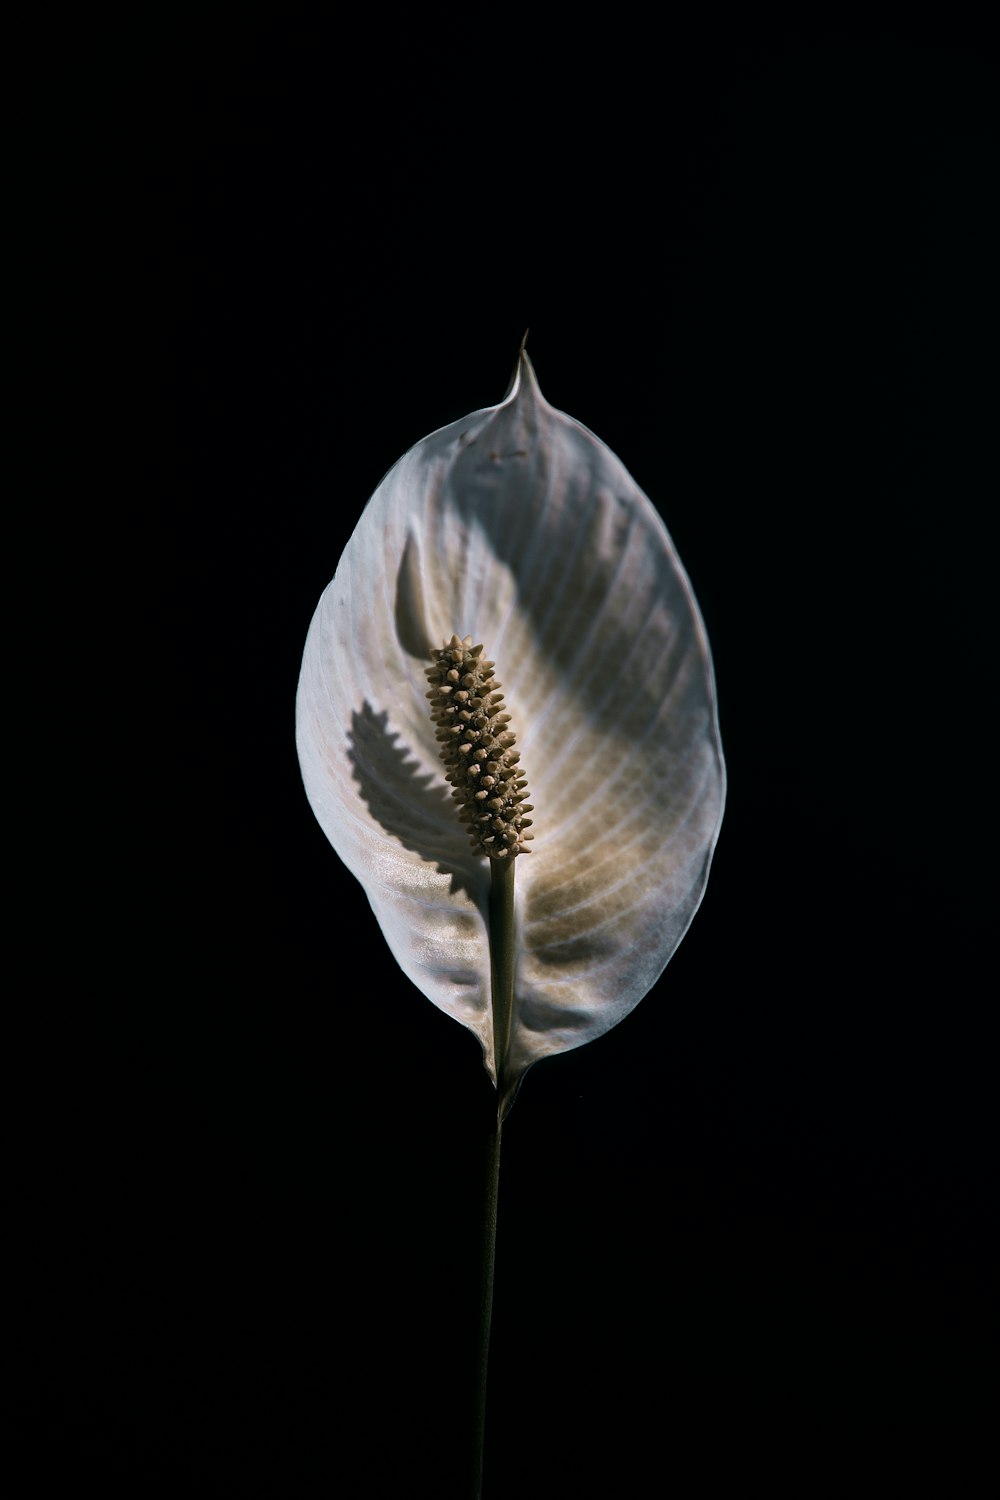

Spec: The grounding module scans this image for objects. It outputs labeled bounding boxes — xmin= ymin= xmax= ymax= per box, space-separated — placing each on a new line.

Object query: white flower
xmin=296 ymin=351 xmax=725 ymax=1111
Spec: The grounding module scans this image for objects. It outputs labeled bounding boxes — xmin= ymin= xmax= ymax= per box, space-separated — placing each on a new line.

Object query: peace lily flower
xmin=296 ymin=349 xmax=725 ymax=1118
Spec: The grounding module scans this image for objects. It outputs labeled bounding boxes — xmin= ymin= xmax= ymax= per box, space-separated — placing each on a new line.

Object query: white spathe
xmin=296 ymin=352 xmax=725 ymax=1100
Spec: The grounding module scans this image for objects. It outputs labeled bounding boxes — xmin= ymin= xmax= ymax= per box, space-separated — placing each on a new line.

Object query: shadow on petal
xmin=348 ymin=702 xmax=488 ymax=907
xmin=447 ymin=430 xmax=673 ymax=723
xmin=514 ymin=985 xmax=596 ymax=1039
xmin=394 ymin=532 xmax=434 ymax=661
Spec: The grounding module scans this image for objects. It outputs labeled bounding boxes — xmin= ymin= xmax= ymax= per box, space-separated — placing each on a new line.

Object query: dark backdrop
xmin=17 ymin=18 xmax=996 ymax=1495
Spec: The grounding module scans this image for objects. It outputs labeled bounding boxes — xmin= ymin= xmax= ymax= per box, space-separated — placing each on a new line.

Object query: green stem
xmin=472 ymin=856 xmax=517 ymax=1498
xmin=487 ymin=855 xmax=516 ymax=1104
xmin=472 ymin=1111 xmax=501 ymax=1500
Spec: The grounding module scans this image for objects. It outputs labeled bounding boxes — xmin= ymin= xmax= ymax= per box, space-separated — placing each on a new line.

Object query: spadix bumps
xmin=426 ymin=634 xmax=534 ymax=859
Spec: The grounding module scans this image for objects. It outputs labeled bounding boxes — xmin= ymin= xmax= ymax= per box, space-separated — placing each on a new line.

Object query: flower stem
xmin=472 ymin=1109 xmax=501 ymax=1499
xmin=472 ymin=855 xmax=517 ymax=1498
xmin=488 ymin=856 xmax=516 ymax=1102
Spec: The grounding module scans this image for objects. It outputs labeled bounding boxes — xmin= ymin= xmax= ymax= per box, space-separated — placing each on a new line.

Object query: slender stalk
xmin=472 ymin=1110 xmax=501 ymax=1499
xmin=488 ymin=856 xmax=517 ymax=1095
xmin=472 ymin=856 xmax=517 ymax=1498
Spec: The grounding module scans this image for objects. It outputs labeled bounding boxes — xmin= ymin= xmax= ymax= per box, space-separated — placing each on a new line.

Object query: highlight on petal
xmin=296 ymin=352 xmax=725 ymax=1098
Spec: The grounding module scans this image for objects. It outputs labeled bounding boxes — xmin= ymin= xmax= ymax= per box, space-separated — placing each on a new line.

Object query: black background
xmin=17 ymin=17 xmax=997 ymax=1496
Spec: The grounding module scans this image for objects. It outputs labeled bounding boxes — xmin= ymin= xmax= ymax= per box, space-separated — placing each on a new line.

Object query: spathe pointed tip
xmin=502 ymin=330 xmax=542 ymax=405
